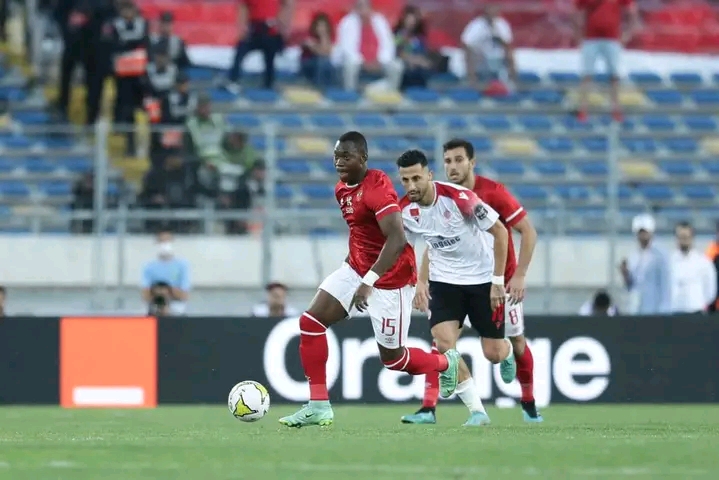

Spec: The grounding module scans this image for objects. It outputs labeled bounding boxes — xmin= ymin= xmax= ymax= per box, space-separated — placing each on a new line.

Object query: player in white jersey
xmin=397 ymin=149 xmax=517 ymax=426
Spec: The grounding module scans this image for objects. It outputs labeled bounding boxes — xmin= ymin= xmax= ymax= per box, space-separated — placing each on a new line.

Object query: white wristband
xmin=362 ymin=270 xmax=380 ymax=287
xmin=491 ymin=275 xmax=504 ymax=286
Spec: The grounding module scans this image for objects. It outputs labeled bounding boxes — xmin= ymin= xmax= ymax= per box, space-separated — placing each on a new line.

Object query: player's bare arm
xmin=508 ymin=216 xmax=537 ymax=304
xmin=351 ymin=211 xmax=408 ymax=312
xmin=487 ymin=220 xmax=509 ymax=311
xmin=413 ymin=249 xmax=431 ymax=312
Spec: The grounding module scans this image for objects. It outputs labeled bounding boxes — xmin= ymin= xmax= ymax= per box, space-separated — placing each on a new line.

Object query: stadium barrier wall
xmin=1 ymin=316 xmax=717 ymax=406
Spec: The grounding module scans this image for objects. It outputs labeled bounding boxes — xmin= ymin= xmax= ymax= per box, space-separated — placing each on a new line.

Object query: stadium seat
xmin=664 ymin=137 xmax=698 ymax=154
xmin=513 ymin=184 xmax=548 ymax=200
xmin=491 ymin=92 xmax=524 ymax=105
xmin=431 ymin=72 xmax=460 ymax=85
xmin=642 ymin=114 xmax=676 ymax=131
xmin=374 ymin=136 xmax=412 ymax=151
xmin=669 ymin=72 xmax=703 ymax=87
xmin=658 ymin=160 xmax=696 ymax=176
xmin=645 ymin=89 xmax=684 ymax=105
xmin=566 ymin=89 xmax=605 ymax=107
xmin=0 ymin=181 xmax=30 ymax=197
xmin=554 ymin=184 xmax=591 ymax=200
xmin=580 ymin=136 xmax=608 ymax=153
xmin=596 ymin=184 xmax=634 ymax=199
xmin=278 ymin=158 xmax=311 ymax=175
xmin=301 ymin=184 xmax=334 ymax=200
xmin=576 ymin=161 xmax=607 ymax=176
xmin=691 ymin=90 xmax=719 ymax=105
xmin=24 ymin=157 xmax=56 ymax=173
xmin=275 ymin=184 xmax=294 ymax=199
xmin=629 ymin=72 xmax=663 ymax=86
xmin=534 ymin=160 xmax=566 ymax=176
xmin=621 ymin=137 xmax=657 ymax=153
xmin=416 ymin=137 xmax=435 ymax=152
xmin=209 ymin=88 xmax=238 ymax=103
xmin=538 ymin=137 xmax=574 ymax=153
xmin=352 ymin=113 xmax=387 ymax=128
xmin=324 ymin=89 xmax=361 ymax=103
xmin=0 ymin=86 xmax=27 ymax=101
xmin=681 ymin=185 xmax=715 ymax=200
xmin=404 ymin=88 xmax=440 ymax=104
xmin=249 ymin=136 xmax=286 ymax=152
xmin=702 ymin=137 xmax=719 ymax=155
xmin=437 ymin=114 xmax=469 ymax=129
xmin=0 ymin=134 xmax=32 ymax=149
xmin=185 ymin=67 xmax=216 ymax=81
xmin=445 ymin=88 xmax=481 ymax=103
xmin=283 ymin=87 xmax=322 ymax=105
xmin=548 ymin=72 xmax=580 ymax=85
xmin=270 ymin=113 xmax=304 ymax=128
xmin=59 ymin=156 xmax=92 ymax=173
xmin=620 ymin=160 xmax=657 ymax=178
xmin=476 ymin=115 xmax=512 ymax=131
xmin=683 ymin=115 xmax=717 ymax=131
xmin=243 ymin=89 xmax=280 ymax=103
xmin=226 ymin=113 xmax=261 ymax=128
xmin=618 ymin=89 xmax=648 ymax=107
xmin=518 ymin=115 xmax=553 ymax=131
xmin=310 ymin=113 xmax=345 ymax=128
xmin=293 ymin=136 xmax=331 ymax=154
xmin=318 ymin=158 xmax=336 ymax=174
xmin=489 ymin=159 xmax=525 ymax=175
xmin=562 ymin=115 xmax=593 ymax=131
xmin=497 ymin=137 xmax=537 ymax=156
xmin=701 ymin=159 xmax=719 ymax=174
xmin=392 ymin=113 xmax=429 ymax=128
xmin=637 ymin=184 xmax=674 ymax=201
xmin=658 ymin=206 xmax=691 ymax=221
xmin=529 ymin=89 xmax=563 ymax=105
xmin=373 ymin=161 xmax=395 ymax=174
xmin=517 ymin=71 xmax=541 ymax=85
xmin=40 ymin=181 xmax=72 ymax=196
xmin=12 ymin=111 xmax=50 ymax=125
xmin=464 ymin=136 xmax=493 ymax=153
xmin=0 ymin=159 xmax=15 ymax=173
xmin=365 ymin=89 xmax=403 ymax=106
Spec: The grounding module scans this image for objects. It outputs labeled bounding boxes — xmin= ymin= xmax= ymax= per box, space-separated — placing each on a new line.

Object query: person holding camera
xmin=141 ymin=230 xmax=191 ymax=315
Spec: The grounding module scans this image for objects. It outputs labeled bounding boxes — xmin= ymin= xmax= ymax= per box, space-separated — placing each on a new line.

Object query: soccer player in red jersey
xmin=401 ymin=138 xmax=542 ymax=424
xmin=279 ymin=131 xmax=460 ymax=428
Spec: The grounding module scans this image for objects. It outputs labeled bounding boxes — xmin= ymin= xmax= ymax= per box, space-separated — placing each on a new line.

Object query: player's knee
xmin=510 ymin=335 xmax=526 ymax=356
xmin=482 ymin=341 xmax=505 ymax=364
xmin=432 ymin=336 xmax=455 ymax=354
xmin=377 ymin=344 xmax=404 ymax=366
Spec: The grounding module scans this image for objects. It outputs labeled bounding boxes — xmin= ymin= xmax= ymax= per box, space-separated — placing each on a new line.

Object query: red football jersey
xmin=473 ymin=175 xmax=527 ymax=283
xmin=336 ymin=169 xmax=417 ymax=289
xmin=575 ymin=0 xmax=634 ymax=39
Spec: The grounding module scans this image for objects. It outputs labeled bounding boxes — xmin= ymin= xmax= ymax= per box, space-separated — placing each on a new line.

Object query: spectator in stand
xmin=143 ymin=47 xmax=178 ymax=101
xmin=706 ymin=221 xmax=719 ymax=313
xmin=670 ymin=221 xmax=717 ymax=314
xmin=224 ymin=131 xmax=259 ymax=171
xmin=394 ymin=5 xmax=433 ymax=90
xmin=149 ymin=72 xmax=194 ymax=165
xmin=578 ymin=290 xmax=618 ymax=316
xmin=252 ymin=282 xmax=298 ymax=317
xmin=141 ymin=229 xmax=191 ymax=315
xmin=220 ymin=159 xmax=266 ymax=234
xmin=574 ymin=0 xmax=640 ymax=122
xmin=301 ymin=12 xmax=335 ymax=88
xmin=150 ymin=11 xmax=191 ymax=70
xmin=619 ymin=213 xmax=672 ymax=315
xmin=334 ymin=0 xmax=403 ymax=92
xmin=185 ymin=93 xmax=227 ymax=170
xmin=226 ymin=0 xmax=294 ymax=93
xmin=461 ymin=5 xmax=517 ymax=90
xmin=70 ymin=172 xmax=94 ymax=233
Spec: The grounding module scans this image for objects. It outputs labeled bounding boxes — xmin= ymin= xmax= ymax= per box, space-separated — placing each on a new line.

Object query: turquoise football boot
xmin=278 ymin=401 xmax=334 ymax=428
xmin=521 ymin=401 xmax=544 ymax=423
xmin=400 ymin=409 xmax=436 ymax=424
xmin=463 ymin=411 xmax=491 ymax=426
xmin=499 ymin=351 xmax=517 ymax=384
xmin=439 ymin=349 xmax=460 ymax=398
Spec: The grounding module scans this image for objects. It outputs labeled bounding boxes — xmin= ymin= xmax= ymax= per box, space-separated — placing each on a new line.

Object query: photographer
xmin=147 ymin=282 xmax=172 ymax=316
xmin=141 ymin=230 xmax=191 ymax=314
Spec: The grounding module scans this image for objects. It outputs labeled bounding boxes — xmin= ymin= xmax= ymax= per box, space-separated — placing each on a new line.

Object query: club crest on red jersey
xmin=409 ymin=207 xmax=420 ymax=222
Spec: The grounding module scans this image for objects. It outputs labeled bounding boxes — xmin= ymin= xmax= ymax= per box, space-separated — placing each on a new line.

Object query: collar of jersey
xmin=418 ymin=182 xmax=438 ymax=209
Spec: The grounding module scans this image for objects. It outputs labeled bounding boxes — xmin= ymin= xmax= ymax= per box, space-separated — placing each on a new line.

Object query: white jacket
xmin=333 ymin=12 xmax=396 ymax=66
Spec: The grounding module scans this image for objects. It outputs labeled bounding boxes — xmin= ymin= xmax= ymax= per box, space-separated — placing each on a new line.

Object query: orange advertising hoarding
xmin=60 ymin=317 xmax=157 ymax=408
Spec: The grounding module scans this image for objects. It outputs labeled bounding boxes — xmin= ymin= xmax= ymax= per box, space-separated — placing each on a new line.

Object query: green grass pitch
xmin=1 ymin=404 xmax=718 ymax=479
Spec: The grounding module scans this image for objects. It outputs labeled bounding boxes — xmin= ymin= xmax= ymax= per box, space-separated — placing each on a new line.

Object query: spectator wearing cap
xmin=706 ymin=221 xmax=719 ymax=312
xmin=670 ymin=221 xmax=717 ymax=314
xmin=619 ymin=214 xmax=671 ymax=315
xmin=150 ymin=11 xmax=191 ymax=69
xmin=252 ymin=282 xmax=298 ymax=317
xmin=578 ymin=290 xmax=618 ymax=316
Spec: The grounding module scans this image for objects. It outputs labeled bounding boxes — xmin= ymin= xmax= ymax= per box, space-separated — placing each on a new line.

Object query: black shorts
xmin=428 ymin=280 xmax=505 ymax=339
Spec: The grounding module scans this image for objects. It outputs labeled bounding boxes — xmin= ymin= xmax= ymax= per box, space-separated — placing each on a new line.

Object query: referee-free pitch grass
xmin=1 ymin=405 xmax=718 ymax=480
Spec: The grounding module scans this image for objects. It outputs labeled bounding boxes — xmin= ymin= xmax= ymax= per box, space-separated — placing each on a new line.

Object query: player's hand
xmin=507 ymin=275 xmax=525 ymax=305
xmin=351 ymin=283 xmax=373 ymax=313
xmin=412 ymin=282 xmax=431 ymax=312
xmin=490 ymin=284 xmax=506 ymax=311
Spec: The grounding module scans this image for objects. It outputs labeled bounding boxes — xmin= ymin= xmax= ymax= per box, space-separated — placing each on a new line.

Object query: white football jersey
xmin=400 ymin=181 xmax=499 ymax=285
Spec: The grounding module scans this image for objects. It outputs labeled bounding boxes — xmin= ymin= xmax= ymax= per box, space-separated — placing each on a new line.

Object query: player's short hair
xmin=593 ymin=290 xmax=611 ymax=309
xmin=0 ymin=285 xmax=5 ymax=295
xmin=675 ymin=221 xmax=693 ymax=233
xmin=396 ymin=149 xmax=429 ymax=168
xmin=337 ymin=131 xmax=368 ymax=154
xmin=442 ymin=138 xmax=474 ymax=159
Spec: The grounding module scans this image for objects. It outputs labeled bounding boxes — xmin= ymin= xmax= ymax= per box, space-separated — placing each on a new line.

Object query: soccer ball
xmin=228 ymin=381 xmax=271 ymax=422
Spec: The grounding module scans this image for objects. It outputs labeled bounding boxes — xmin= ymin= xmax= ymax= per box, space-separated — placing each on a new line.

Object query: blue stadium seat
xmin=518 ymin=71 xmax=541 ymax=85
xmin=518 ymin=115 xmax=553 ymax=131
xmin=658 ymin=206 xmax=691 ymax=220
xmin=270 ymin=113 xmax=304 ymax=128
xmin=593 ymin=73 xmax=613 ymax=84
xmin=476 ymin=115 xmax=512 ymax=131
xmin=40 ymin=181 xmax=72 ymax=196
xmin=580 ymin=136 xmax=608 ymax=153
xmin=310 ymin=113 xmax=345 ymax=128
xmin=430 ymin=72 xmax=460 ymax=85
xmin=209 ymin=88 xmax=238 ymax=103
xmin=596 ymin=115 xmax=636 ymax=130
xmin=392 ymin=113 xmax=429 ymax=128
xmin=464 ymin=136 xmax=493 ymax=152
xmin=0 ymin=159 xmax=15 ymax=172
xmin=249 ymin=136 xmax=286 ymax=151
xmin=0 ymin=205 xmax=11 ymax=216
xmin=491 ymin=92 xmax=525 ymax=104
xmin=629 ymin=72 xmax=663 ymax=86
xmin=596 ymin=184 xmax=633 ymax=199
xmin=683 ymin=115 xmax=717 ymax=131
xmin=691 ymin=90 xmax=719 ymax=105
xmin=681 ymin=184 xmax=715 ymax=200
xmin=548 ymin=72 xmax=580 ymax=85
xmin=437 ymin=114 xmax=469 ymax=130
xmin=302 ymin=184 xmax=334 ymax=200
xmin=577 ymin=161 xmax=608 ymax=176
xmin=324 ymin=89 xmax=361 ymax=103
xmin=538 ymin=137 xmax=574 ymax=153
xmin=642 ymin=114 xmax=676 ymax=131
xmin=42 ymin=136 xmax=74 ymax=149
xmin=669 ymin=72 xmax=703 ymax=87
xmin=554 ymin=184 xmax=591 ymax=200
xmin=373 ymin=161 xmax=395 ymax=173
xmin=278 ymin=158 xmax=311 ymax=175
xmin=529 ymin=89 xmax=563 ymax=104
xmin=534 ymin=160 xmax=566 ymax=176
xmin=489 ymin=159 xmax=525 ymax=175
xmin=0 ymin=181 xmax=30 ymax=197
xmin=701 ymin=159 xmax=719 ymax=175
xmin=645 ymin=89 xmax=684 ymax=105
xmin=416 ymin=137 xmax=435 ymax=152
xmin=637 ymin=184 xmax=673 ymax=201
xmin=445 ymin=88 xmax=481 ymax=103
xmin=658 ymin=160 xmax=695 ymax=176
xmin=0 ymin=226 xmax=31 ymax=233
xmin=0 ymin=86 xmax=27 ymax=101
xmin=243 ymin=89 xmax=280 ymax=103
xmin=714 ymin=73 xmax=719 ymax=85
xmin=621 ymin=137 xmax=657 ymax=153
xmin=0 ymin=134 xmax=32 ymax=149
xmin=352 ymin=113 xmax=387 ymax=128
xmin=663 ymin=137 xmax=698 ymax=154
xmin=318 ymin=159 xmax=336 ymax=174
xmin=185 ymin=67 xmax=216 ymax=81
xmin=513 ymin=184 xmax=548 ymax=200
xmin=562 ymin=115 xmax=593 ymax=131
xmin=570 ymin=206 xmax=605 ymax=219
xmin=12 ymin=111 xmax=50 ymax=125
xmin=374 ymin=136 xmax=412 ymax=151
xmin=275 ymin=184 xmax=294 ymax=199
xmin=24 ymin=157 xmax=56 ymax=173
xmin=226 ymin=113 xmax=261 ymax=128
xmin=404 ymin=88 xmax=440 ymax=103
xmin=59 ymin=156 xmax=92 ymax=173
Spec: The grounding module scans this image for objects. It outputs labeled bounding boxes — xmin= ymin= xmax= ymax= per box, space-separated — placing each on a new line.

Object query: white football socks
xmin=504 ymin=338 xmax=514 ymax=361
xmin=456 ymin=378 xmax=486 ymax=414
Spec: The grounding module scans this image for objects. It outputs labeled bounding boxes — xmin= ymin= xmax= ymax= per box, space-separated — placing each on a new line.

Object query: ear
xmin=428 ymin=170 xmax=434 ymax=181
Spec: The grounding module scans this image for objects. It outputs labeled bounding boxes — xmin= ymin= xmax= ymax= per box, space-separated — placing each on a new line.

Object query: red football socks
xmin=383 ymin=347 xmax=448 ymax=375
xmin=422 ymin=341 xmax=440 ymax=408
xmin=299 ymin=312 xmax=329 ymax=401
xmin=516 ymin=342 xmax=535 ymax=403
